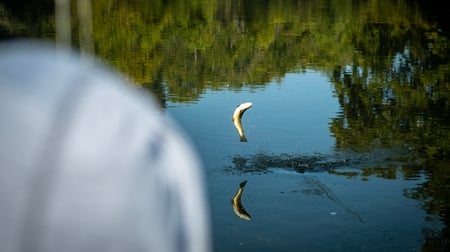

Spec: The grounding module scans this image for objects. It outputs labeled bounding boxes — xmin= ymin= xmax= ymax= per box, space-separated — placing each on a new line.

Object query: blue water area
xmin=207 ymin=171 xmax=432 ymax=252
xmin=167 ymin=71 xmax=339 ymax=169
xmin=167 ymin=70 xmax=439 ymax=251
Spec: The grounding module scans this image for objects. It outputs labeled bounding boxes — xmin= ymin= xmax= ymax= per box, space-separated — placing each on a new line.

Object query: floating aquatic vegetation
xmin=228 ymin=148 xmax=420 ymax=179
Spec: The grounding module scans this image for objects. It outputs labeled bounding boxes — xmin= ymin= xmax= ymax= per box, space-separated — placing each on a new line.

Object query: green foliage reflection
xmin=1 ymin=0 xmax=450 ymax=248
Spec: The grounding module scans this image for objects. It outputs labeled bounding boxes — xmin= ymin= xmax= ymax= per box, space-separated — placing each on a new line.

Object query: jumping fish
xmin=232 ymin=102 xmax=253 ymax=142
xmin=231 ymin=180 xmax=251 ymax=220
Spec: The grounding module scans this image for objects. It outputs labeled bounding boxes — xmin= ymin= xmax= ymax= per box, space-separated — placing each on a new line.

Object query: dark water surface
xmin=1 ymin=0 xmax=450 ymax=251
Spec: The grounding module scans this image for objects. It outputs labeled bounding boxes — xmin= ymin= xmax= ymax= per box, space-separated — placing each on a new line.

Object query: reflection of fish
xmin=231 ymin=180 xmax=251 ymax=220
xmin=232 ymin=102 xmax=253 ymax=142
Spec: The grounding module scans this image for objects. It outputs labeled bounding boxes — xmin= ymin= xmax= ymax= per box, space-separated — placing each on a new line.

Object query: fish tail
xmin=239 ymin=180 xmax=247 ymax=188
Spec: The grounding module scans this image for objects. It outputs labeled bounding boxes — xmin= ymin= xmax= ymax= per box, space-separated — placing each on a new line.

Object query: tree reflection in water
xmin=0 ymin=0 xmax=449 ymax=250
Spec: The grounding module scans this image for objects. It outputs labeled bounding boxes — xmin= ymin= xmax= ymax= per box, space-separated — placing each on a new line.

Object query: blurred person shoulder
xmin=0 ymin=39 xmax=211 ymax=252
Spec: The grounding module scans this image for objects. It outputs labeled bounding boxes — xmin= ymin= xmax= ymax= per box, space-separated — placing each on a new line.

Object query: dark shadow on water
xmin=226 ymin=147 xmax=422 ymax=180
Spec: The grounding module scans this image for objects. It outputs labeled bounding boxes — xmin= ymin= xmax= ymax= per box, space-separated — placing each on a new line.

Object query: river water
xmin=167 ymin=68 xmax=439 ymax=252
xmin=1 ymin=0 xmax=449 ymax=251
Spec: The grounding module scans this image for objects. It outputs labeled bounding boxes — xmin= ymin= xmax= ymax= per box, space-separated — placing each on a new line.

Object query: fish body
xmin=231 ymin=180 xmax=251 ymax=220
xmin=232 ymin=102 xmax=253 ymax=142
